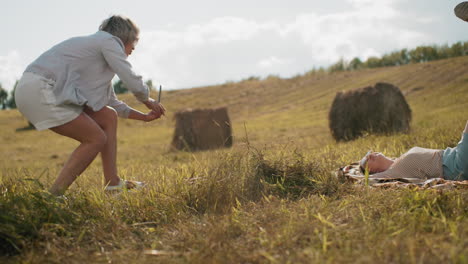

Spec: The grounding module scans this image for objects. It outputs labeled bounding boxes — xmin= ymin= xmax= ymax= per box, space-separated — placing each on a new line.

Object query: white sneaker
xmin=104 ymin=180 xmax=145 ymax=192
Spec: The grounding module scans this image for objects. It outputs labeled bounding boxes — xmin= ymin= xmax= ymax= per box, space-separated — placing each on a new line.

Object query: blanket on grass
xmin=336 ymin=163 xmax=468 ymax=190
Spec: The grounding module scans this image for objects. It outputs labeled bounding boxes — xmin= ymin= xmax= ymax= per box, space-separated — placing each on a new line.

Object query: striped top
xmin=370 ymin=147 xmax=444 ymax=179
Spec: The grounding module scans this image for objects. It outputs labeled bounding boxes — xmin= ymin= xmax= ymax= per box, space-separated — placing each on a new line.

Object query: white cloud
xmin=129 ymin=4 xmax=434 ymax=90
xmin=185 ymin=17 xmax=272 ymax=44
xmin=130 ymin=17 xmax=281 ymax=88
xmin=0 ymin=1 xmax=447 ymax=91
xmin=258 ymin=56 xmax=289 ymax=69
xmin=0 ymin=51 xmax=23 ymax=91
xmin=346 ymin=0 xmax=400 ymax=19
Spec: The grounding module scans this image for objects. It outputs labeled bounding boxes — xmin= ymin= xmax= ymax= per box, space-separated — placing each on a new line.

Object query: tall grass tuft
xmin=182 ymin=150 xmax=264 ymax=214
xmin=254 ymin=150 xmax=338 ymax=199
xmin=0 ymin=177 xmax=79 ymax=256
xmin=180 ymin=147 xmax=341 ymax=214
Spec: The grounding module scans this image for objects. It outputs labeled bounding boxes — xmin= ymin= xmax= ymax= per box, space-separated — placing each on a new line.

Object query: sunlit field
xmin=1 ymin=56 xmax=467 ymax=263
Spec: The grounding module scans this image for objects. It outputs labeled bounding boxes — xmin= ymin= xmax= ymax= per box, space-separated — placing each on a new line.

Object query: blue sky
xmin=0 ymin=0 xmax=466 ymax=91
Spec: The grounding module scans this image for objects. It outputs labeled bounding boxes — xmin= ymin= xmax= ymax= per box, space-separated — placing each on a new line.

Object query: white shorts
xmin=15 ymin=72 xmax=83 ymax=131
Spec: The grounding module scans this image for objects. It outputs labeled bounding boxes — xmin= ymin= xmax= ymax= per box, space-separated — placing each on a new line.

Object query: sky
xmin=0 ymin=0 xmax=466 ymax=91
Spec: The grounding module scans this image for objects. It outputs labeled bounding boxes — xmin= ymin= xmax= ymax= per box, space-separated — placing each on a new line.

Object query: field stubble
xmin=1 ymin=57 xmax=468 ymax=263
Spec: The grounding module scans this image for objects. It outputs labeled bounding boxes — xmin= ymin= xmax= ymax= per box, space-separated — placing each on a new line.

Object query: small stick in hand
xmin=158 ymin=85 xmax=162 ymax=103
xmin=157 ymin=85 xmax=165 ymax=116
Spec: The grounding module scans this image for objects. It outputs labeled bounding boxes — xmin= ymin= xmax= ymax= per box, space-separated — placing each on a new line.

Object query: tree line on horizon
xmin=0 ymin=81 xmax=17 ymax=110
xmin=324 ymin=41 xmax=468 ymax=73
xmin=0 ymin=41 xmax=467 ymax=110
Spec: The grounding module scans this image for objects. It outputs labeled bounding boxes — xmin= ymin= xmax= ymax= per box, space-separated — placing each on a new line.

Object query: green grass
xmin=0 ymin=57 xmax=467 ymax=263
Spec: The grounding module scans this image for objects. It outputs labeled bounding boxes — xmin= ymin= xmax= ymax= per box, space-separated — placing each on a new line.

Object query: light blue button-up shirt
xmin=442 ymin=133 xmax=468 ymax=180
xmin=24 ymin=31 xmax=149 ymax=118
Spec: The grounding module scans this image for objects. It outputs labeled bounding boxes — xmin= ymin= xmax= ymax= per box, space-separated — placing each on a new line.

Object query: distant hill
xmin=1 ymin=55 xmax=467 ymax=264
xmin=119 ymin=55 xmax=468 ymax=146
xmin=2 ymin=55 xmax=467 ymax=153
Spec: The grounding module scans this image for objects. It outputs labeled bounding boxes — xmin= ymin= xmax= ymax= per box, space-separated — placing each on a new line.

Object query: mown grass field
xmin=1 ymin=56 xmax=468 ymax=263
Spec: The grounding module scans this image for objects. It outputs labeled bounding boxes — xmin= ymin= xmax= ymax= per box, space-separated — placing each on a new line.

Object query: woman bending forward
xmin=15 ymin=15 xmax=166 ymax=195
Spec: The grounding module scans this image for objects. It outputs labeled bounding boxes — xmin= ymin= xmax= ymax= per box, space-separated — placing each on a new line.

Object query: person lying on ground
xmin=15 ymin=15 xmax=166 ymax=195
xmin=359 ymin=121 xmax=468 ymax=181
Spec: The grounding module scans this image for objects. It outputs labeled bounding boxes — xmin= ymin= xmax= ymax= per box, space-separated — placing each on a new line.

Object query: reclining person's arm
xmin=369 ymin=170 xmax=396 ymax=179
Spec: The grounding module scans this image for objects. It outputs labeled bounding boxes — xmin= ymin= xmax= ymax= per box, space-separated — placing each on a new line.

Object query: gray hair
xmin=99 ymin=15 xmax=140 ymax=45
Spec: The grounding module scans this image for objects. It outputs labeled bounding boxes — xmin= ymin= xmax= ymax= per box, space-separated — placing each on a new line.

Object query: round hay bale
xmin=328 ymin=82 xmax=412 ymax=141
xmin=171 ymin=107 xmax=233 ymax=151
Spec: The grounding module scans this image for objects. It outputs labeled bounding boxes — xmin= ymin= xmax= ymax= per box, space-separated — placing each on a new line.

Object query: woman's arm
xmin=107 ymin=82 xmax=166 ymax=122
xmin=101 ymin=37 xmax=167 ymax=117
xmin=107 ymin=85 xmax=163 ymax=121
xmin=128 ymin=109 xmax=162 ymax=122
xmin=101 ymin=37 xmax=149 ymax=102
xmin=369 ymin=170 xmax=396 ymax=179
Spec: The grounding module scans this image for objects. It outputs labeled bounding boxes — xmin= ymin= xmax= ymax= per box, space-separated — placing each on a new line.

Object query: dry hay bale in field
xmin=171 ymin=107 xmax=233 ymax=151
xmin=329 ymin=82 xmax=411 ymax=141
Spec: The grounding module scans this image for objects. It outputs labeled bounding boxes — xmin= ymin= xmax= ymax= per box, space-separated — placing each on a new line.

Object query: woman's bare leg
xmin=84 ymin=106 xmax=120 ymax=186
xmin=49 ymin=113 xmax=107 ymax=195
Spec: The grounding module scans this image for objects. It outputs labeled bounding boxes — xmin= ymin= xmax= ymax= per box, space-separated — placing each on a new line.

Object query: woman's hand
xmin=143 ymin=98 xmax=166 ymax=117
xmin=144 ymin=110 xmax=162 ymax=122
xmin=127 ymin=108 xmax=162 ymax=122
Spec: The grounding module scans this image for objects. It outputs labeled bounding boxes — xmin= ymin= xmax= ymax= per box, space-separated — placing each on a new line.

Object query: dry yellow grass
xmin=0 ymin=56 xmax=467 ymax=263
